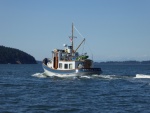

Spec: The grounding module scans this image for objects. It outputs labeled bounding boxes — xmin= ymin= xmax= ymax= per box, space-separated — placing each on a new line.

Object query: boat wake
xmin=32 ymin=73 xmax=78 ymax=78
xmin=135 ymin=74 xmax=150 ymax=79
xmin=79 ymin=75 xmax=117 ymax=79
xmin=32 ymin=73 xmax=150 ymax=80
xmin=32 ymin=73 xmax=48 ymax=78
xmin=31 ymin=73 xmax=121 ymax=80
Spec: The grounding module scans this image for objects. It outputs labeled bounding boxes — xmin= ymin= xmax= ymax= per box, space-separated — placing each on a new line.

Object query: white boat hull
xmin=42 ymin=63 xmax=102 ymax=77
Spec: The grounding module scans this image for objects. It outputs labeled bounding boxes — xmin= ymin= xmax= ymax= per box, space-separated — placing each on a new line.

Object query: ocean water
xmin=0 ymin=64 xmax=150 ymax=113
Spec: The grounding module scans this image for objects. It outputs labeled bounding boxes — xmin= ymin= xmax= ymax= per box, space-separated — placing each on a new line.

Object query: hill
xmin=0 ymin=46 xmax=37 ymax=64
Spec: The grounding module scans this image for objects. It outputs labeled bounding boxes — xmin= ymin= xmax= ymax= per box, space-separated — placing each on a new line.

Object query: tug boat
xmin=42 ymin=23 xmax=102 ymax=77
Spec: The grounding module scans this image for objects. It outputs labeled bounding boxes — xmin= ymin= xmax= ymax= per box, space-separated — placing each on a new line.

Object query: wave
xmin=31 ymin=73 xmax=132 ymax=80
xmin=31 ymin=73 xmax=118 ymax=79
xmin=88 ymin=74 xmax=117 ymax=79
xmin=135 ymin=74 xmax=150 ymax=79
xmin=32 ymin=73 xmax=78 ymax=79
xmin=96 ymin=75 xmax=116 ymax=79
xmin=32 ymin=73 xmax=47 ymax=78
xmin=32 ymin=73 xmax=150 ymax=80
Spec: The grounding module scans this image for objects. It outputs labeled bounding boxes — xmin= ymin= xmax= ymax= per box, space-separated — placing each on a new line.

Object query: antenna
xmin=72 ymin=23 xmax=74 ymax=52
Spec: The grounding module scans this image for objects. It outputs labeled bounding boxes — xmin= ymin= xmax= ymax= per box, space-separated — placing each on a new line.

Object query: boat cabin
xmin=46 ymin=45 xmax=92 ymax=70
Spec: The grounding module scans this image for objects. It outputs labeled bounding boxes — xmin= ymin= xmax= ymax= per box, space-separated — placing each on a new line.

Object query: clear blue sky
xmin=0 ymin=0 xmax=150 ymax=61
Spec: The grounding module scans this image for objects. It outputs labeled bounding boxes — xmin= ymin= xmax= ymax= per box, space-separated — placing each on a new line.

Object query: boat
xmin=42 ymin=23 xmax=102 ymax=77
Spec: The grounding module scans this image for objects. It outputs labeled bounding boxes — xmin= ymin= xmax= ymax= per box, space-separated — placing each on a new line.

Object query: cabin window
xmin=59 ymin=63 xmax=62 ymax=69
xmin=69 ymin=64 xmax=73 ymax=69
xmin=64 ymin=64 xmax=68 ymax=69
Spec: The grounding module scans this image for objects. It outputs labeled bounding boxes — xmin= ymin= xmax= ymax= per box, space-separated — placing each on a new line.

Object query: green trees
xmin=0 ymin=46 xmax=37 ymax=64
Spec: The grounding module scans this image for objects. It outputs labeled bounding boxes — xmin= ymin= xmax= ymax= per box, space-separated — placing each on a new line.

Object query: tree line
xmin=96 ymin=60 xmax=150 ymax=65
xmin=0 ymin=46 xmax=37 ymax=64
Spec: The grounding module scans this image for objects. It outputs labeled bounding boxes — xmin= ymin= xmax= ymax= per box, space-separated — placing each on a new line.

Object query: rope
xmin=74 ymin=25 xmax=94 ymax=61
xmin=74 ymin=26 xmax=85 ymax=39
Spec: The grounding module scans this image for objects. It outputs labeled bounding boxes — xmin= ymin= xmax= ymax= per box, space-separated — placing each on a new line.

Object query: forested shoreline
xmin=0 ymin=46 xmax=37 ymax=64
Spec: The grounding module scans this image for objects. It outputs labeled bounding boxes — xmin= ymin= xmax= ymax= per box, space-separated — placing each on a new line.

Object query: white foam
xmin=80 ymin=75 xmax=91 ymax=79
xmin=32 ymin=73 xmax=47 ymax=78
xmin=32 ymin=73 xmax=119 ymax=80
xmin=135 ymin=74 xmax=150 ymax=78
xmin=92 ymin=74 xmax=116 ymax=79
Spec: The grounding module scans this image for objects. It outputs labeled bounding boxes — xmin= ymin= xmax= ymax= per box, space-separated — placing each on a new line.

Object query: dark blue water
xmin=1 ymin=64 xmax=150 ymax=113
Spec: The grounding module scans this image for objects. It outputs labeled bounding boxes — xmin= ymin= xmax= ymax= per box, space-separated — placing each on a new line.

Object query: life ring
xmin=78 ymin=63 xmax=83 ymax=68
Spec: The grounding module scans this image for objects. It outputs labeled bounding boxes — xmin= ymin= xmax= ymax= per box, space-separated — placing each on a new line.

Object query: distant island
xmin=0 ymin=46 xmax=37 ymax=64
xmin=95 ymin=61 xmax=150 ymax=65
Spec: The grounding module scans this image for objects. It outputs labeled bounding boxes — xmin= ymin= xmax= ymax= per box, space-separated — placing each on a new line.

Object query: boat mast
xmin=72 ymin=23 xmax=74 ymax=52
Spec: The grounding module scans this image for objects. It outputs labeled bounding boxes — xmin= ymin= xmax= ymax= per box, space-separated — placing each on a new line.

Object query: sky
xmin=0 ymin=0 xmax=150 ymax=61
